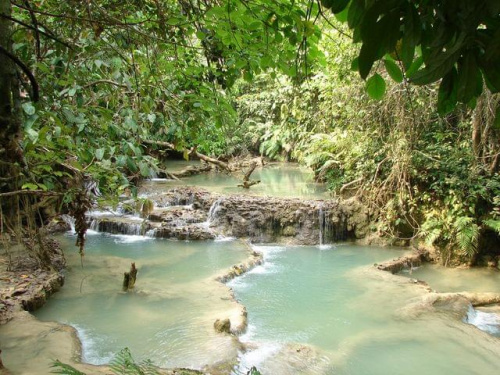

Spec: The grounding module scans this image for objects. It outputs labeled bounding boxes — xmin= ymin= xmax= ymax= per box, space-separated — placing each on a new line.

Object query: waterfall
xmin=61 ymin=214 xmax=76 ymax=233
xmin=465 ymin=304 xmax=500 ymax=336
xmin=318 ymin=205 xmax=325 ymax=247
xmin=206 ymin=198 xmax=223 ymax=227
xmin=89 ymin=218 xmax=100 ymax=232
xmin=87 ymin=217 xmax=146 ymax=236
xmin=145 ymin=228 xmax=158 ymax=238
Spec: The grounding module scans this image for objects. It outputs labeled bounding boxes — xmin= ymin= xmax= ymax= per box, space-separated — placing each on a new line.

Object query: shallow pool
xmin=230 ymin=245 xmax=500 ymax=374
xmin=34 ymin=233 xmax=249 ymax=369
xmin=145 ymin=162 xmax=329 ymax=199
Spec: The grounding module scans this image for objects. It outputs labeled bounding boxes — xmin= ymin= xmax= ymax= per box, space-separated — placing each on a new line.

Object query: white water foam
xmin=232 ymin=324 xmax=283 ymax=375
xmin=465 ymin=305 xmax=500 ymax=336
xmin=214 ymin=235 xmax=236 ymax=242
xmin=318 ymin=244 xmax=335 ymax=250
xmin=73 ymin=324 xmax=115 ymax=365
xmin=111 ymin=234 xmax=154 ymax=244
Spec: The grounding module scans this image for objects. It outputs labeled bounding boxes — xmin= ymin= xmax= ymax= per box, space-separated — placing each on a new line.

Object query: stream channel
xmin=2 ymin=163 xmax=500 ymax=374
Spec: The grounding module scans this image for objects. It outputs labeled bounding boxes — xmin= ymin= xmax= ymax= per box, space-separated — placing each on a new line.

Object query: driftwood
xmin=143 ymin=140 xmax=232 ymax=172
xmin=123 ymin=262 xmax=137 ymax=291
xmin=238 ymin=162 xmax=261 ymax=189
xmin=189 ymin=147 xmax=231 ymax=171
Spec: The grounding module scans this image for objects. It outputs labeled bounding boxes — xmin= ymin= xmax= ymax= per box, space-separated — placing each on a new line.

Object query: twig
xmin=0 ymin=13 xmax=73 ymax=50
xmin=340 ymin=177 xmax=363 ymax=194
xmin=0 ymin=190 xmax=63 ymax=197
xmin=83 ymin=80 xmax=128 ymax=89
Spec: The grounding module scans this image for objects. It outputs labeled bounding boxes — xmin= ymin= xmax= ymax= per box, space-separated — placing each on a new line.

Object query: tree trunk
xmin=0 ymin=0 xmax=22 ymax=166
xmin=123 ymin=262 xmax=138 ymax=291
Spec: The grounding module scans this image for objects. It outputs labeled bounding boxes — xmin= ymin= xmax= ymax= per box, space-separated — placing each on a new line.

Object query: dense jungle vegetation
xmin=1 ymin=0 xmax=499 ymax=265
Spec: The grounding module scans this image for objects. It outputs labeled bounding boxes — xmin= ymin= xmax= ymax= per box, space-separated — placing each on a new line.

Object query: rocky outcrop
xmin=216 ymin=250 xmax=264 ymax=283
xmin=0 ymin=241 xmax=66 ymax=324
xmin=87 ymin=187 xmax=371 ymax=245
xmin=376 ymin=248 xmax=430 ymax=274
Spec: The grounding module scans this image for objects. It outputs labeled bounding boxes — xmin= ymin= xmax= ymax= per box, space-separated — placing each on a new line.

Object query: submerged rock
xmin=214 ymin=318 xmax=231 ymax=334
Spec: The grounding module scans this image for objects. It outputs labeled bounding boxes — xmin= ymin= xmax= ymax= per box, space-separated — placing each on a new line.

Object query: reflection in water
xmin=146 ymin=162 xmax=329 ymax=199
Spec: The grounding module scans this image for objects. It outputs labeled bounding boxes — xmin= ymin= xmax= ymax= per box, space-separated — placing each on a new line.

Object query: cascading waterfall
xmin=206 ymin=198 xmax=223 ymax=227
xmin=318 ymin=205 xmax=325 ymax=247
xmin=89 ymin=218 xmax=100 ymax=232
xmin=87 ymin=217 xmax=146 ymax=236
xmin=465 ymin=304 xmax=500 ymax=336
xmin=61 ymin=214 xmax=76 ymax=233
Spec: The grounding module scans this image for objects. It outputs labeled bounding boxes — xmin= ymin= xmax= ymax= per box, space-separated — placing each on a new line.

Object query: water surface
xmin=230 ymin=245 xmax=500 ymax=375
xmin=400 ymin=263 xmax=500 ymax=293
xmin=146 ymin=162 xmax=328 ymax=199
xmin=34 ymin=233 xmax=249 ymax=369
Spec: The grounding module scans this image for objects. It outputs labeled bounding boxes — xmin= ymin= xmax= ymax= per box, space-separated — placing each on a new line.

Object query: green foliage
xmin=234 ymin=14 xmax=500 ymax=263
xmin=323 ymin=0 xmax=500 ymax=120
xmin=51 ymin=348 xmax=160 ymax=375
xmin=110 ymin=348 xmax=160 ymax=375
xmin=51 ymin=360 xmax=86 ymax=375
xmin=4 ymin=0 xmax=327 ymax=212
xmin=484 ymin=219 xmax=500 ymax=235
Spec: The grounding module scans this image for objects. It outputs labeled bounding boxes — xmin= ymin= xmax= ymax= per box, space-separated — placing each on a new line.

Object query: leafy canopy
xmin=322 ymin=0 xmax=500 ymax=113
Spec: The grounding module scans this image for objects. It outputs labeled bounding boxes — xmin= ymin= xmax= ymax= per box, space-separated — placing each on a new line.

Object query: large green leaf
xmin=366 ymin=73 xmax=386 ymax=100
xmin=400 ymin=4 xmax=421 ymax=70
xmin=409 ymin=33 xmax=466 ymax=85
xmin=456 ymin=52 xmax=480 ymax=104
xmin=384 ymin=58 xmax=403 ymax=83
xmin=347 ymin=0 xmax=365 ymax=29
xmin=437 ymin=68 xmax=458 ymax=115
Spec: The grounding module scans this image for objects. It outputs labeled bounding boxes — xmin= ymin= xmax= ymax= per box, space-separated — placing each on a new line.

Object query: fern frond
xmin=483 ymin=219 xmax=500 ymax=235
xmin=109 ymin=348 xmax=160 ymax=375
xmin=454 ymin=217 xmax=479 ymax=258
xmin=51 ymin=360 xmax=86 ymax=375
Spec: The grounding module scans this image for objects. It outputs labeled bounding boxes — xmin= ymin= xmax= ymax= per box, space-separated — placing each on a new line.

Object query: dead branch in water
xmin=238 ymin=161 xmax=261 ymax=189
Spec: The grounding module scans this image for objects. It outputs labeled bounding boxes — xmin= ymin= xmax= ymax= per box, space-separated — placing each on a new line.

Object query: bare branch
xmin=0 ymin=190 xmax=63 ymax=198
xmin=83 ymin=80 xmax=128 ymax=89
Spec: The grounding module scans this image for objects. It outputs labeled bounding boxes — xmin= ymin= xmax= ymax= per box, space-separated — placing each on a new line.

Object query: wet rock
xmin=214 ymin=318 xmax=231 ymax=334
xmin=377 ymin=249 xmax=428 ymax=274
xmin=92 ymin=187 xmax=370 ymax=245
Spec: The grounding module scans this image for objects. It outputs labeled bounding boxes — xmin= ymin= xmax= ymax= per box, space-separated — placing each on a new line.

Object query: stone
xmin=214 ymin=318 xmax=231 ymax=334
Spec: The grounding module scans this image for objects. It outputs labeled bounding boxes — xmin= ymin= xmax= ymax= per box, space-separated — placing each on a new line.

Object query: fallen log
xmin=143 ymin=140 xmax=232 ymax=172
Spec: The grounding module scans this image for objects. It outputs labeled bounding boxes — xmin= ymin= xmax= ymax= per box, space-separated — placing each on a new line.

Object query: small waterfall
xmin=465 ymin=304 xmax=500 ymax=336
xmin=87 ymin=217 xmax=146 ymax=236
xmin=145 ymin=228 xmax=158 ymax=238
xmin=89 ymin=218 xmax=100 ymax=232
xmin=318 ymin=205 xmax=325 ymax=247
xmin=61 ymin=214 xmax=76 ymax=233
xmin=206 ymin=198 xmax=223 ymax=226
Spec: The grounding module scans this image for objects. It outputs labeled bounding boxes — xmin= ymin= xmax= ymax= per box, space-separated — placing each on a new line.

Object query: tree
xmin=321 ymin=0 xmax=500 ymax=115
